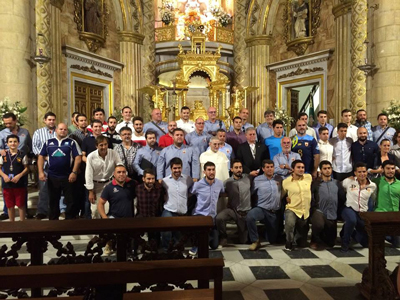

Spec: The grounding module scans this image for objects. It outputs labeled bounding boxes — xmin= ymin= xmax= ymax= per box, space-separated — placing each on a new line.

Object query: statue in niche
xmin=84 ymin=0 xmax=103 ymax=35
xmin=227 ymin=86 xmax=244 ymax=120
xmin=177 ymin=0 xmax=208 ymax=15
xmin=293 ymin=0 xmax=308 ymax=39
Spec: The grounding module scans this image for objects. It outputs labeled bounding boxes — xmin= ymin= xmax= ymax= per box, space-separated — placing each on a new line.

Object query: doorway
xmin=74 ymin=82 xmax=104 ymax=119
xmin=287 ymin=84 xmax=320 ymax=127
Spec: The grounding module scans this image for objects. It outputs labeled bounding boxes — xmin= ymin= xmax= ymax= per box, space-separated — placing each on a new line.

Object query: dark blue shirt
xmin=291 ymin=134 xmax=319 ymax=173
xmin=351 ymin=140 xmax=379 ymax=169
xmin=39 ymin=137 xmax=81 ymax=178
xmin=101 ymin=179 xmax=135 ymax=218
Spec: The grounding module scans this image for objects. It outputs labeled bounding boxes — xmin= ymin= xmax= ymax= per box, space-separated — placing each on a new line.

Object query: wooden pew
xmin=357 ymin=211 xmax=400 ymax=300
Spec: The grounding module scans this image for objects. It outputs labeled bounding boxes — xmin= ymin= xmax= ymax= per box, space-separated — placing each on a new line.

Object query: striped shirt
xmin=32 ymin=127 xmax=56 ymax=155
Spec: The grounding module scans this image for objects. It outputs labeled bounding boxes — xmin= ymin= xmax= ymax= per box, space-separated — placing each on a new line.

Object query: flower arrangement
xmin=159 ymin=2 xmax=175 ymax=25
xmin=0 ymin=97 xmax=28 ymax=130
xmin=218 ymin=12 xmax=232 ymax=27
xmin=381 ymin=100 xmax=400 ymax=130
xmin=274 ymin=108 xmax=294 ymax=128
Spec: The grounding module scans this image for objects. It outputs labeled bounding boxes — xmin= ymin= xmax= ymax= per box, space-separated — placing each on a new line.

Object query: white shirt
xmin=342 ymin=177 xmax=376 ymax=212
xmin=330 ymin=137 xmax=353 ymax=173
xmin=85 ymin=149 xmax=122 ymax=190
xmin=116 ymin=120 xmax=134 ymax=133
xmin=199 ymin=149 xmax=230 ymax=181
xmin=318 ymin=140 xmax=333 ymax=163
xmin=289 ymin=127 xmax=317 ymax=139
xmin=176 ymin=119 xmax=195 ymax=134
xmin=332 ymin=124 xmax=358 ymax=142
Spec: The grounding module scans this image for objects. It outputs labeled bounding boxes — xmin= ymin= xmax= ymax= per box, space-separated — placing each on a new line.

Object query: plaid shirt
xmin=135 ymin=183 xmax=164 ymax=217
xmin=114 ymin=142 xmax=141 ymax=176
xmin=69 ymin=129 xmax=89 ymax=147
xmin=354 ymin=120 xmax=373 ymax=141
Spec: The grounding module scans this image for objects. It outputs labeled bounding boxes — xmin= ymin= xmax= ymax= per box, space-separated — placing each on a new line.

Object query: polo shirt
xmin=273 ymin=151 xmax=301 ymax=178
xmin=372 ymin=177 xmax=400 ymax=212
xmin=282 ymin=174 xmax=312 ymax=219
xmin=81 ymin=135 xmax=97 ymax=156
xmin=39 ymin=137 xmax=81 ymax=179
xmin=253 ymin=174 xmax=282 ymax=211
xmin=342 ymin=177 xmax=376 ymax=212
xmin=257 ymin=125 xmax=274 ymax=143
xmin=143 ymin=121 xmax=168 ymax=142
xmin=373 ymin=125 xmax=396 ymax=145
xmin=185 ymin=130 xmax=211 ymax=153
xmin=291 ymin=134 xmax=319 ymax=173
xmin=229 ymin=122 xmax=254 ymax=132
xmin=311 ymin=178 xmax=340 ymax=220
xmin=101 ymin=179 xmax=135 ymax=218
xmin=264 ymin=136 xmax=283 ymax=159
xmin=204 ymin=119 xmax=226 ymax=134
xmin=224 ymin=174 xmax=252 ymax=212
xmin=162 ymin=174 xmax=193 ymax=214
xmin=191 ymin=178 xmax=224 ymax=219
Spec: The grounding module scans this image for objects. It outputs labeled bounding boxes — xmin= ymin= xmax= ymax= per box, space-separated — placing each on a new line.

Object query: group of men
xmin=0 ymin=104 xmax=399 ymax=254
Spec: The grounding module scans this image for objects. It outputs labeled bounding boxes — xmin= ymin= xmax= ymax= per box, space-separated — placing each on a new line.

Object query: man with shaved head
xmin=143 ymin=108 xmax=168 ymax=142
xmin=204 ymin=106 xmax=226 ymax=135
xmin=351 ymin=127 xmax=379 ymax=169
xmin=38 ymin=123 xmax=82 ymax=220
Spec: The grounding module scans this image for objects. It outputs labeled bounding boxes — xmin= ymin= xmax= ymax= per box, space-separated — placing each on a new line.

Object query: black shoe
xmin=34 ymin=213 xmax=47 ymax=220
xmin=285 ymin=242 xmax=294 ymax=251
xmin=26 ymin=213 xmax=34 ymax=219
xmin=0 ymin=213 xmax=9 ymax=220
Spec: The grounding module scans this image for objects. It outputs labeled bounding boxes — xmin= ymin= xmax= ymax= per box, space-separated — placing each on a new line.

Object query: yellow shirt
xmin=282 ymin=174 xmax=312 ymax=219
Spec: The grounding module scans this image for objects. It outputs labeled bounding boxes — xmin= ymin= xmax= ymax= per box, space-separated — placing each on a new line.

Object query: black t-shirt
xmin=81 ymin=136 xmax=97 ymax=156
xmin=100 ymin=179 xmax=135 ymax=218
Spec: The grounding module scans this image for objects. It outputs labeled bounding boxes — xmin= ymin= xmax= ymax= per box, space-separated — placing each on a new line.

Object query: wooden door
xmin=74 ymin=82 xmax=104 ymax=120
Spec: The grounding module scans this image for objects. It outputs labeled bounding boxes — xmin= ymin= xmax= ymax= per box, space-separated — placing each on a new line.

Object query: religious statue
xmin=191 ymin=100 xmax=208 ymax=121
xmin=293 ymin=0 xmax=308 ymax=39
xmin=227 ymin=86 xmax=244 ymax=120
xmin=84 ymin=0 xmax=103 ymax=35
xmin=178 ymin=0 xmax=208 ymax=15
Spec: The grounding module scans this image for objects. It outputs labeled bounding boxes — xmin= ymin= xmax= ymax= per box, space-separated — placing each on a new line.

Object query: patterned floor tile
xmin=223 ymin=267 xmax=235 ymax=282
xmin=348 ymin=263 xmax=368 ymax=274
xmin=300 ymin=265 xmax=343 ymax=279
xmin=327 ymin=248 xmax=364 ymax=258
xmin=264 ymin=288 xmax=309 ymax=300
xmin=210 ymin=251 xmax=224 ymax=259
xmin=283 ymin=249 xmax=318 ymax=259
xmin=385 ymin=246 xmax=400 ymax=256
xmin=239 ymin=250 xmax=272 ymax=259
xmin=250 ymin=266 xmax=290 ymax=280
xmin=323 ymin=286 xmax=365 ymax=300
xmin=222 ymin=291 xmax=244 ymax=300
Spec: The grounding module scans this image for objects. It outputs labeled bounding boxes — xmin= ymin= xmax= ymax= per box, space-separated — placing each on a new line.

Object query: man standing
xmin=176 ymin=106 xmax=195 ymax=134
xmin=289 ymin=113 xmax=317 ymax=139
xmin=38 ymin=123 xmax=82 ymax=220
xmin=102 ymin=116 xmax=122 ymax=149
xmin=133 ymin=130 xmax=161 ymax=177
xmin=229 ymin=108 xmax=253 ymax=132
xmin=157 ymin=128 xmax=200 ymax=181
xmin=354 ymin=109 xmax=373 ymax=141
xmin=330 ymin=123 xmax=353 ymax=181
xmin=68 ymin=112 xmax=79 ymax=134
xmin=226 ymin=117 xmax=247 ymax=155
xmin=264 ymin=120 xmax=284 ymax=159
xmin=87 ymin=108 xmax=108 ymax=133
xmin=237 ymin=127 xmax=270 ymax=176
xmin=131 ymin=116 xmax=146 ymax=147
xmin=373 ymin=113 xmax=396 ymax=145
xmin=85 ymin=136 xmax=122 ymax=219
xmin=185 ymin=117 xmax=211 ymax=154
xmin=310 ymin=161 xmax=342 ymax=250
xmin=161 ymin=158 xmax=194 ymax=250
xmin=204 ymin=106 xmax=226 ymax=135
xmin=313 ymin=110 xmax=334 ymax=140
xmin=158 ymin=121 xmax=178 ymax=148
xmin=114 ymin=127 xmax=141 ymax=179
xmin=341 ymin=162 xmax=376 ymax=252
xmin=199 ymin=137 xmax=229 ymax=181
xmin=273 ymin=137 xmax=301 ymax=179
xmin=291 ymin=119 xmax=320 ymax=178
xmin=69 ymin=114 xmax=89 ymax=147
xmin=143 ymin=108 xmax=168 ymax=142
xmin=318 ymin=127 xmax=333 ymax=164
xmin=82 ymin=120 xmax=103 ymax=162
xmin=332 ymin=109 xmax=358 ymax=142
xmin=116 ymin=106 xmax=134 ymax=133
xmin=216 ymin=160 xmax=252 ymax=246
xmin=247 ymin=160 xmax=282 ymax=250
xmin=351 ymin=127 xmax=379 ymax=170
xmin=136 ymin=169 xmax=164 ymax=218
xmin=257 ymin=110 xmax=275 ymax=143
xmin=282 ymin=160 xmax=312 ymax=251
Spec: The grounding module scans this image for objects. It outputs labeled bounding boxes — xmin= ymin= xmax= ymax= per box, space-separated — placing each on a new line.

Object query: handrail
xmin=299 ymin=84 xmax=318 ymax=114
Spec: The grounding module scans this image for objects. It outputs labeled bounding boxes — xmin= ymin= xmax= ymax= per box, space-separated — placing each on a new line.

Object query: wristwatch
xmin=72 ymin=171 xmax=78 ymax=175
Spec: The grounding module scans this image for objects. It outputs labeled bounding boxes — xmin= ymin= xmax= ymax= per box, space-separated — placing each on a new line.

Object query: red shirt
xmin=158 ymin=134 xmax=186 ymax=148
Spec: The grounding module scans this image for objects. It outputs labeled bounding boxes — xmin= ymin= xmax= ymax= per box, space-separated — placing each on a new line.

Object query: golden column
xmin=0 ymin=0 xmax=34 ymax=123
xmin=333 ymin=0 xmax=351 ymax=123
xmin=350 ymin=0 xmax=368 ymax=115
xmin=119 ymin=31 xmax=145 ymax=116
xmin=245 ymin=35 xmax=272 ymax=125
xmin=233 ymin=0 xmax=248 ymax=87
xmin=368 ymin=0 xmax=400 ymax=120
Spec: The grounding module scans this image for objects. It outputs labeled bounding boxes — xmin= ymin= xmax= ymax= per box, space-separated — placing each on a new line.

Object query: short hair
xmin=2 ymin=113 xmax=16 ymax=120
xmin=204 ymin=161 xmax=216 ymax=170
xmin=170 ymin=157 xmax=182 ymax=168
xmin=354 ymin=161 xmax=367 ymax=172
xmin=44 ymin=112 xmax=56 ymax=120
xmin=107 ymin=116 xmax=117 ymax=122
xmin=172 ymin=128 xmax=185 ymax=135
xmin=75 ymin=113 xmax=87 ymax=122
xmin=377 ymin=113 xmax=388 ymax=120
xmin=382 ymin=160 xmax=396 ymax=169
xmin=231 ymin=159 xmax=242 ymax=167
xmin=91 ymin=119 xmax=103 ymax=127
xmin=95 ymin=135 xmax=108 ymax=146
xmin=210 ymin=136 xmax=219 ymax=143
xmin=216 ymin=129 xmax=226 ymax=134
xmin=6 ymin=134 xmax=19 ymax=143
xmin=317 ymin=110 xmax=328 ymax=117
xmin=119 ymin=126 xmax=132 ymax=133
xmin=318 ymin=126 xmax=328 ymax=134
xmin=233 ymin=116 xmax=242 ymax=122
xmin=380 ymin=138 xmax=391 ymax=145
xmin=93 ymin=107 xmax=105 ymax=116
xmin=145 ymin=130 xmax=157 ymax=139
xmin=115 ymin=163 xmax=127 ymax=170
xmin=181 ymin=106 xmax=190 ymax=112
xmin=264 ymin=110 xmax=275 ymax=117
xmin=143 ymin=168 xmax=156 ymax=178
xmin=319 ymin=160 xmax=332 ymax=170
xmin=356 ymin=109 xmax=366 ymax=114
xmin=132 ymin=116 xmax=143 ymax=123
xmin=297 ymin=112 xmax=308 ymax=120
xmin=71 ymin=111 xmax=79 ymax=118
xmin=291 ymin=159 xmax=304 ymax=169
xmin=341 ymin=109 xmax=351 ymax=116
xmin=261 ymin=159 xmax=274 ymax=168
xmin=121 ymin=106 xmax=132 ymax=113
xmin=272 ymin=119 xmax=284 ymax=128
xmin=245 ymin=127 xmax=256 ymax=134
xmin=393 ymin=130 xmax=400 ymax=145
xmin=337 ymin=123 xmax=348 ymax=130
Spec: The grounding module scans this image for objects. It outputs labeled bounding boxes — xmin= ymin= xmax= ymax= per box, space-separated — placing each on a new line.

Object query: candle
xmin=155 ymin=89 xmax=158 ymax=104
xmin=166 ymin=90 xmax=169 ymax=107
xmin=244 ymin=89 xmax=247 ymax=107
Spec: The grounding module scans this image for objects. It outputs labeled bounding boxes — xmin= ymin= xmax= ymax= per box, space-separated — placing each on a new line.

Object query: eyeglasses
xmin=208 ymin=111 xmax=216 ymax=114
xmin=196 ymin=122 xmax=205 ymax=125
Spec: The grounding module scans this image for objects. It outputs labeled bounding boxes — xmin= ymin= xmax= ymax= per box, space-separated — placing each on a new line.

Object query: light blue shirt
xmin=143 ymin=121 xmax=168 ymax=142
xmin=204 ymin=119 xmax=226 ymax=134
xmin=229 ymin=122 xmax=254 ymax=133
xmin=162 ymin=174 xmax=193 ymax=214
xmin=252 ymin=174 xmax=282 ymax=211
xmin=191 ymin=178 xmax=224 ymax=219
xmin=0 ymin=127 xmax=31 ymax=153
xmin=257 ymin=123 xmax=274 ymax=143
xmin=313 ymin=123 xmax=334 ymax=140
xmin=354 ymin=120 xmax=373 ymax=141
xmin=265 ymin=136 xmax=283 ymax=159
xmin=32 ymin=126 xmax=55 ymax=155
xmin=157 ymin=144 xmax=200 ymax=180
xmin=273 ymin=151 xmax=302 ymax=178
xmin=133 ymin=145 xmax=161 ymax=176
xmin=206 ymin=142 xmax=234 ymax=168
xmin=373 ymin=125 xmax=396 ymax=145
xmin=185 ymin=130 xmax=211 ymax=153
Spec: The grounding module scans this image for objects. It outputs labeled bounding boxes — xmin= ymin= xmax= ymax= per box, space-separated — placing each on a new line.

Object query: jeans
xmin=47 ymin=176 xmax=75 ymax=220
xmin=341 ymin=207 xmax=368 ymax=248
xmin=284 ymin=210 xmax=309 ymax=246
xmin=386 ymin=236 xmax=400 ymax=248
xmin=246 ymin=207 xmax=279 ymax=244
xmin=37 ymin=175 xmax=65 ymax=216
xmin=216 ymin=208 xmax=248 ymax=244
xmin=161 ymin=210 xmax=183 ymax=250
xmin=310 ymin=210 xmax=337 ymax=247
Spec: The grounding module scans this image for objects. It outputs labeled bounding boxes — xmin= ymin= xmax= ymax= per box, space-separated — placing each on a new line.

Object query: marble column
xmin=350 ymin=0 xmax=368 ymax=115
xmin=245 ymin=35 xmax=272 ymax=125
xmin=119 ymin=31 xmax=145 ymax=117
xmin=0 ymin=0 xmax=34 ymax=123
xmin=368 ymin=0 xmax=400 ymax=120
xmin=332 ymin=0 xmax=351 ymax=123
